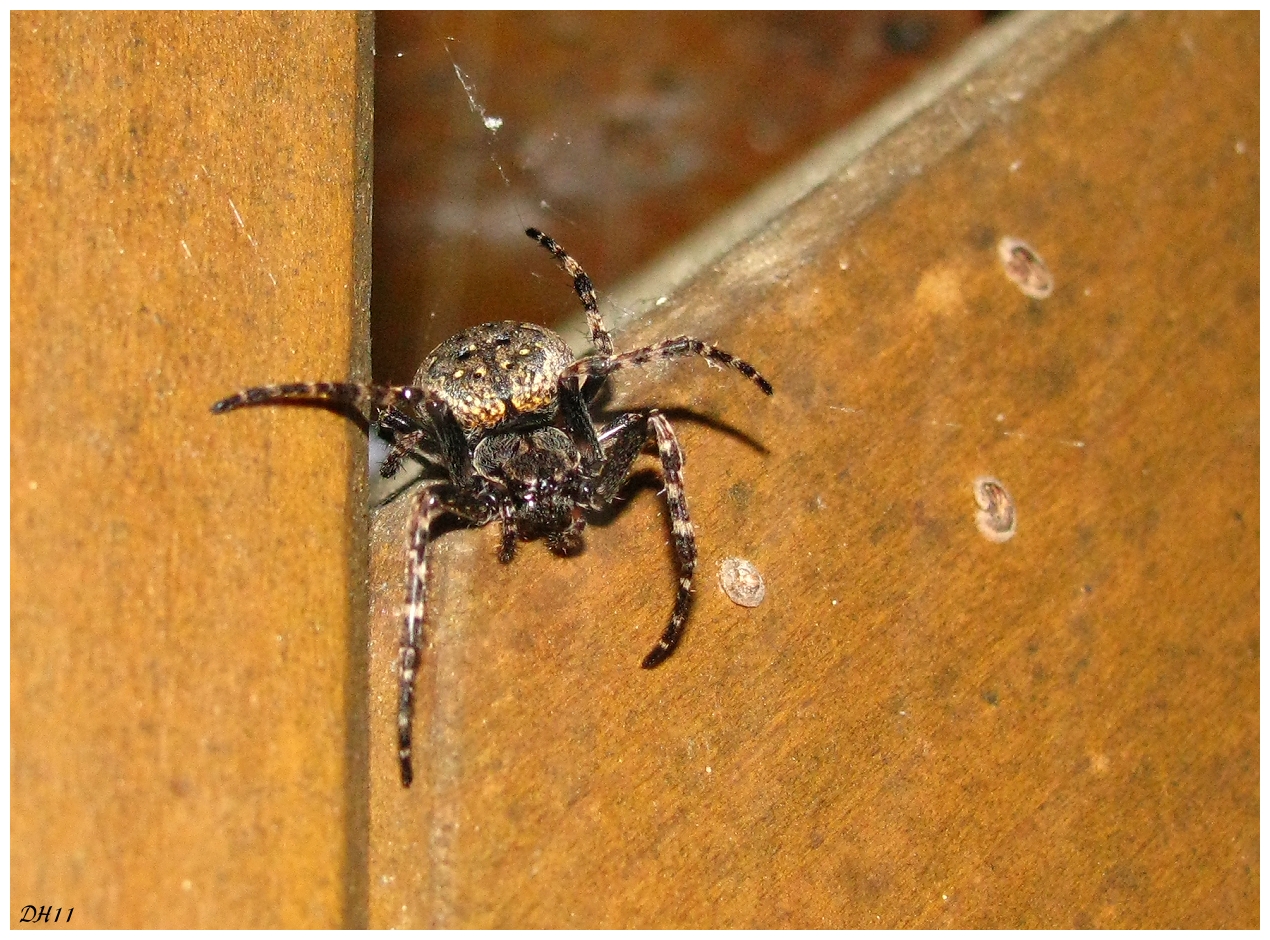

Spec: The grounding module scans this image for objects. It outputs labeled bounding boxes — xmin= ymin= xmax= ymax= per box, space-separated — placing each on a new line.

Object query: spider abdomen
xmin=417 ymin=320 xmax=573 ymax=432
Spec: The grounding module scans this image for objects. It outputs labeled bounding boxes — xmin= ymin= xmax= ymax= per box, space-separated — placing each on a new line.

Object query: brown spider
xmin=213 ymin=228 xmax=773 ymax=786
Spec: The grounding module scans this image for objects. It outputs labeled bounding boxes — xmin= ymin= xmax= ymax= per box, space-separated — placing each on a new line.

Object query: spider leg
xmin=558 ymin=376 xmax=603 ymax=465
xmin=585 ymin=410 xmax=698 ymax=668
xmin=525 ymin=228 xmax=613 ymax=358
xmin=565 ymin=336 xmax=774 ymax=397
xmin=586 ymin=411 xmax=651 ymax=506
xmin=644 ymin=412 xmax=697 ymax=668
xmin=211 ymin=381 xmax=438 ymax=418
xmin=213 ymin=381 xmax=476 ymax=485
xmin=498 ymin=504 xmax=517 ymax=563
xmin=378 ymin=429 xmax=447 ymax=480
xmin=398 ymin=482 xmax=495 ymax=788
xmin=377 ymin=406 xmax=446 ymax=477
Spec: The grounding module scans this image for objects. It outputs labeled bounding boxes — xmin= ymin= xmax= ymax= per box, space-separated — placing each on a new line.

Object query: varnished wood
xmin=13 ymin=10 xmax=1255 ymax=929
xmin=367 ymin=11 xmax=1257 ymax=927
xmin=11 ymin=11 xmax=374 ymax=928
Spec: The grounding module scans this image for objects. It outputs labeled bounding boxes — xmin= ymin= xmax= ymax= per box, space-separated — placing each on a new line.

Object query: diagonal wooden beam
xmin=366 ymin=11 xmax=1257 ymax=928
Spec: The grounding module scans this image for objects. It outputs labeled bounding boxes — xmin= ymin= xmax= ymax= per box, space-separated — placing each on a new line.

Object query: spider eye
xmin=493 ymin=335 xmax=512 ymax=346
xmin=455 ymin=347 xmax=473 ymax=361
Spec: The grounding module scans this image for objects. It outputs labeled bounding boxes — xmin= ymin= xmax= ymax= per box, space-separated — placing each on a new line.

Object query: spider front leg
xmin=526 ymin=228 xmax=613 ymax=357
xmin=565 ymin=336 xmax=774 ymax=397
xmin=587 ymin=410 xmax=697 ymax=669
xmin=211 ymin=381 xmax=433 ymax=417
xmin=214 ymin=381 xmax=473 ymax=486
xmin=643 ymin=413 xmax=697 ymax=668
xmin=398 ymin=482 xmax=496 ymax=787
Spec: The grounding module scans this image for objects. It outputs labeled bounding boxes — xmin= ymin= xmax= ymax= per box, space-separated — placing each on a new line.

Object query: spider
xmin=213 ymin=228 xmax=773 ymax=786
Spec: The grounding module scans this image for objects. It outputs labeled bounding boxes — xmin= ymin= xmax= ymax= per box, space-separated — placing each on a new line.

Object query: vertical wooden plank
xmin=11 ymin=12 xmax=373 ymax=927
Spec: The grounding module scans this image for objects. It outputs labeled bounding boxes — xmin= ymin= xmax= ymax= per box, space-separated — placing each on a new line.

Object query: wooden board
xmin=366 ymin=11 xmax=1258 ymax=928
xmin=11 ymin=12 xmax=374 ymax=928
xmin=12 ymin=10 xmax=1257 ymax=929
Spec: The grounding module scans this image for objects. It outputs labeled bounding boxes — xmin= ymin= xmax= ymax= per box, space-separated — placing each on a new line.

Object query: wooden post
xmin=11 ymin=12 xmax=374 ymax=927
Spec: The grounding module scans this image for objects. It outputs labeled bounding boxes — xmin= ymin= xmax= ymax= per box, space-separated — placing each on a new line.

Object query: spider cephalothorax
xmin=213 ymin=228 xmax=773 ymax=786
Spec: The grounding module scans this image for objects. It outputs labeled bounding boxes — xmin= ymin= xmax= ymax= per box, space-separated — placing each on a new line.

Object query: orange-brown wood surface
xmin=11 ymin=10 xmax=1257 ymax=930
xmin=366 ymin=12 xmax=1258 ymax=927
xmin=11 ymin=12 xmax=374 ymax=928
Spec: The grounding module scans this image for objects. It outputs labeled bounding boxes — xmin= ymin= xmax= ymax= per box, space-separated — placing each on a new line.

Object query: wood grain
xmin=11 ymin=12 xmax=373 ymax=927
xmin=366 ymin=11 xmax=1257 ymax=927
xmin=12 ymin=10 xmax=1256 ymax=929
